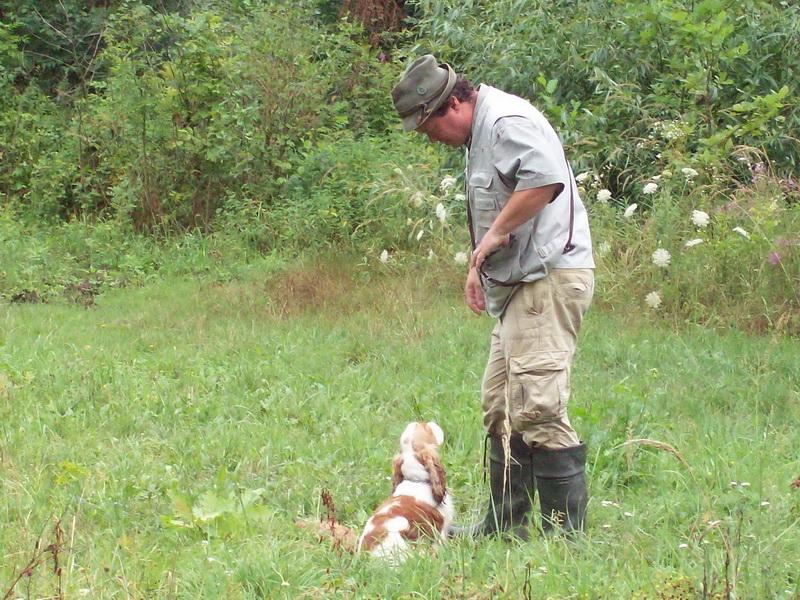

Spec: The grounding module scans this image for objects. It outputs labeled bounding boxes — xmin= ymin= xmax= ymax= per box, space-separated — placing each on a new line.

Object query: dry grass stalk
xmin=616 ymin=438 xmax=691 ymax=470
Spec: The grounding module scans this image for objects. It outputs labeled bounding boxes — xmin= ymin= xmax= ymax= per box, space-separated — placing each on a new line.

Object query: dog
xmin=357 ymin=421 xmax=454 ymax=563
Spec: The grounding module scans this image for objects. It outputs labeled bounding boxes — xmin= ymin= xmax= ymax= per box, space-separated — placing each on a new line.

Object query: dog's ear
xmin=418 ymin=447 xmax=446 ymax=504
xmin=399 ymin=422 xmax=417 ymax=452
xmin=426 ymin=421 xmax=444 ymax=446
xmin=391 ymin=455 xmax=404 ymax=491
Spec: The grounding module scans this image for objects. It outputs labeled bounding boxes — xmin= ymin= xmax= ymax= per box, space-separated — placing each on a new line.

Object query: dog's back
xmin=358 ymin=422 xmax=454 ymax=563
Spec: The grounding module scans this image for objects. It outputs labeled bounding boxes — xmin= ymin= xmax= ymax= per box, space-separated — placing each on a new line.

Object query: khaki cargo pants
xmin=482 ymin=269 xmax=594 ymax=449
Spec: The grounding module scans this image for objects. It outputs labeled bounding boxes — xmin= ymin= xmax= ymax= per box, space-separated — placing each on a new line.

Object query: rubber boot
xmin=531 ymin=443 xmax=588 ymax=535
xmin=449 ymin=434 xmax=534 ymax=539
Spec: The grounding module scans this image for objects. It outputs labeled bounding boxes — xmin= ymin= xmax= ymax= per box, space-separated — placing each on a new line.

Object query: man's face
xmin=416 ymin=101 xmax=469 ymax=147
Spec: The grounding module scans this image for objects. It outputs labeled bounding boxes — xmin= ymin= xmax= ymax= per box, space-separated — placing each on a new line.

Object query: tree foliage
xmin=410 ymin=0 xmax=799 ymax=194
xmin=1 ymin=0 xmax=798 ymax=233
xmin=0 ymin=1 xmax=402 ymax=229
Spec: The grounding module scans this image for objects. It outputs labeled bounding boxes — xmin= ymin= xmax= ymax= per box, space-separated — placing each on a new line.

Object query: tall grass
xmin=2 ymin=261 xmax=798 ymax=598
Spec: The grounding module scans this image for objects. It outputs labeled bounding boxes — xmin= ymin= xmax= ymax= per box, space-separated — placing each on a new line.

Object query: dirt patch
xmin=10 ymin=289 xmax=43 ymax=304
xmin=63 ymin=280 xmax=97 ymax=307
xmin=265 ymin=263 xmax=355 ymax=318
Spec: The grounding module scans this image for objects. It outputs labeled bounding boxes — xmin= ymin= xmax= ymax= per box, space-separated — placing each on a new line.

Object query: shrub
xmin=0 ymin=2 xmax=400 ymax=229
xmin=270 ymin=131 xmax=467 ymax=255
xmin=590 ymin=172 xmax=800 ymax=334
xmin=410 ymin=0 xmax=799 ymax=191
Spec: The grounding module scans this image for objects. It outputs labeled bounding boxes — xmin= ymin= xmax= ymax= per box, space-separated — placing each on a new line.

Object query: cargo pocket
xmin=508 ymin=350 xmax=570 ymax=425
xmin=554 ymin=270 xmax=594 ymax=301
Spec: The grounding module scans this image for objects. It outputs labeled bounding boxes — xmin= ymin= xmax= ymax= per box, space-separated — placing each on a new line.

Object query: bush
xmin=410 ymin=0 xmax=799 ymax=190
xmin=0 ymin=2 xmax=400 ymax=229
xmin=589 ymin=171 xmax=800 ymax=334
xmin=269 ymin=130 xmax=470 ymax=256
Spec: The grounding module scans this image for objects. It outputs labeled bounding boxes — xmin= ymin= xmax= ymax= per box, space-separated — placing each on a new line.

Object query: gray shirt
xmin=466 ymin=85 xmax=594 ymax=317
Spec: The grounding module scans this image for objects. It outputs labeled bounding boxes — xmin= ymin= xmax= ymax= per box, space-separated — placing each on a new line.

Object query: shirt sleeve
xmin=491 ymin=116 xmax=566 ymax=194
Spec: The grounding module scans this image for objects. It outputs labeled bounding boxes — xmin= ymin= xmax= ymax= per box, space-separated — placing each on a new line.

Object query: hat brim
xmin=401 ymin=63 xmax=457 ymax=132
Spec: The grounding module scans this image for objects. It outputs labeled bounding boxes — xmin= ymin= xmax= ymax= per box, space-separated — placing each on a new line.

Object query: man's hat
xmin=392 ymin=55 xmax=457 ymax=132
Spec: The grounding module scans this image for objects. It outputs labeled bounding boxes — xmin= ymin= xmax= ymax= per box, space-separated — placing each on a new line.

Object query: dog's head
xmin=394 ymin=421 xmax=447 ymax=504
xmin=399 ymin=421 xmax=444 ymax=454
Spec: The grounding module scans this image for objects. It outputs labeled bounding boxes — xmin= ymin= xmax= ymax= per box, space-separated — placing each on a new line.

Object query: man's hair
xmin=432 ymin=76 xmax=476 ymax=117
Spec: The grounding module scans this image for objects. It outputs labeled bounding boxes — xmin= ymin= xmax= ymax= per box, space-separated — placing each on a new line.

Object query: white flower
xmin=454 ymin=251 xmax=468 ymax=265
xmin=684 ymin=238 xmax=704 ymax=248
xmin=643 ymin=182 xmax=659 ymax=195
xmin=623 ymin=203 xmax=638 ymax=218
xmin=760 ymin=501 xmax=770 ymax=507
xmin=597 ymin=241 xmax=611 ymax=257
xmin=410 ymin=191 xmax=425 ymax=207
xmin=576 ymin=171 xmax=592 ymax=184
xmin=416 ymin=229 xmax=424 ymax=241
xmin=681 ymin=167 xmax=699 ymax=180
xmin=435 ymin=203 xmax=447 ymax=223
xmin=678 ymin=543 xmax=689 ymax=549
xmin=427 ymin=249 xmax=435 ymax=260
xmin=645 ymin=291 xmax=662 ymax=309
xmin=733 ymin=227 xmax=750 ymax=239
xmin=454 ymin=193 xmax=466 ymax=203
xmin=623 ymin=511 xmax=634 ymax=518
xmin=439 ymin=175 xmax=457 ymax=192
xmin=596 ymin=189 xmax=612 ymax=203
xmin=379 ymin=249 xmax=389 ymax=263
xmin=691 ymin=210 xmax=710 ymax=228
xmin=652 ymin=248 xmax=671 ymax=268
xmin=740 ymin=481 xmax=751 ymax=487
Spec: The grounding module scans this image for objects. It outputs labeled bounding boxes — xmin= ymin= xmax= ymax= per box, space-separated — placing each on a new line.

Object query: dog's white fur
xmin=357 ymin=421 xmax=454 ymax=563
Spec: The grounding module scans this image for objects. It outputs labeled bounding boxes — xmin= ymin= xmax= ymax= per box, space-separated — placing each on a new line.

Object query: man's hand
xmin=471 ymin=230 xmax=511 ymax=272
xmin=464 ymin=266 xmax=486 ymax=315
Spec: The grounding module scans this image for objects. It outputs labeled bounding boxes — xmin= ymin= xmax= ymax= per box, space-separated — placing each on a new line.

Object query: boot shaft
xmin=531 ymin=443 xmax=588 ymax=534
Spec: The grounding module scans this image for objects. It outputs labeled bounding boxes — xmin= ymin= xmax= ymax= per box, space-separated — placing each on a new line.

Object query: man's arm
xmin=470 ymin=183 xmax=562 ymax=271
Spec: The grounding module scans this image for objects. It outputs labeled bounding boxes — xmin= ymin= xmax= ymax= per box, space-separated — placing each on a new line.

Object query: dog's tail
xmin=296 ymin=517 xmax=359 ymax=554
xmin=296 ymin=488 xmax=358 ymax=554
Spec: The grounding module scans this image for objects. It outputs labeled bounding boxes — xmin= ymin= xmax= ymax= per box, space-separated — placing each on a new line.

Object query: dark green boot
xmin=449 ymin=434 xmax=535 ymax=539
xmin=531 ymin=443 xmax=588 ymax=535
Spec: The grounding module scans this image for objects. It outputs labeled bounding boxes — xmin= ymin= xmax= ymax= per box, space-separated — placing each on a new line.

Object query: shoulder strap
xmin=562 ymin=153 xmax=576 ymax=255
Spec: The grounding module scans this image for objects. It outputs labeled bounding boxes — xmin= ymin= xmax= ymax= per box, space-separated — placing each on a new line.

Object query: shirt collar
xmin=465 ymin=84 xmax=489 ymax=150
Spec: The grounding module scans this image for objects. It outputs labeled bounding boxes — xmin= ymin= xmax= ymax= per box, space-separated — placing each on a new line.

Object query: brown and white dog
xmin=357 ymin=421 xmax=454 ymax=563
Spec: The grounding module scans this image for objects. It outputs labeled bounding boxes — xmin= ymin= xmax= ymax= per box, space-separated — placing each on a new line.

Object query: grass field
xmin=1 ymin=260 xmax=798 ymax=599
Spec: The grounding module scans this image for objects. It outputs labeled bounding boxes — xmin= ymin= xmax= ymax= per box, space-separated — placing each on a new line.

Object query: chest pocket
xmin=469 ymin=172 xmax=497 ymax=233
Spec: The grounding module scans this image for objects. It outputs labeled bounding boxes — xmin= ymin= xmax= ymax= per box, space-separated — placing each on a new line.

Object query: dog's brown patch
xmin=360 ymin=496 xmax=445 ymax=552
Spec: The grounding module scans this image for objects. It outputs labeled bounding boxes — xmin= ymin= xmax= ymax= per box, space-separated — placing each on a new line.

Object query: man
xmin=391 ymin=55 xmax=595 ymax=538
